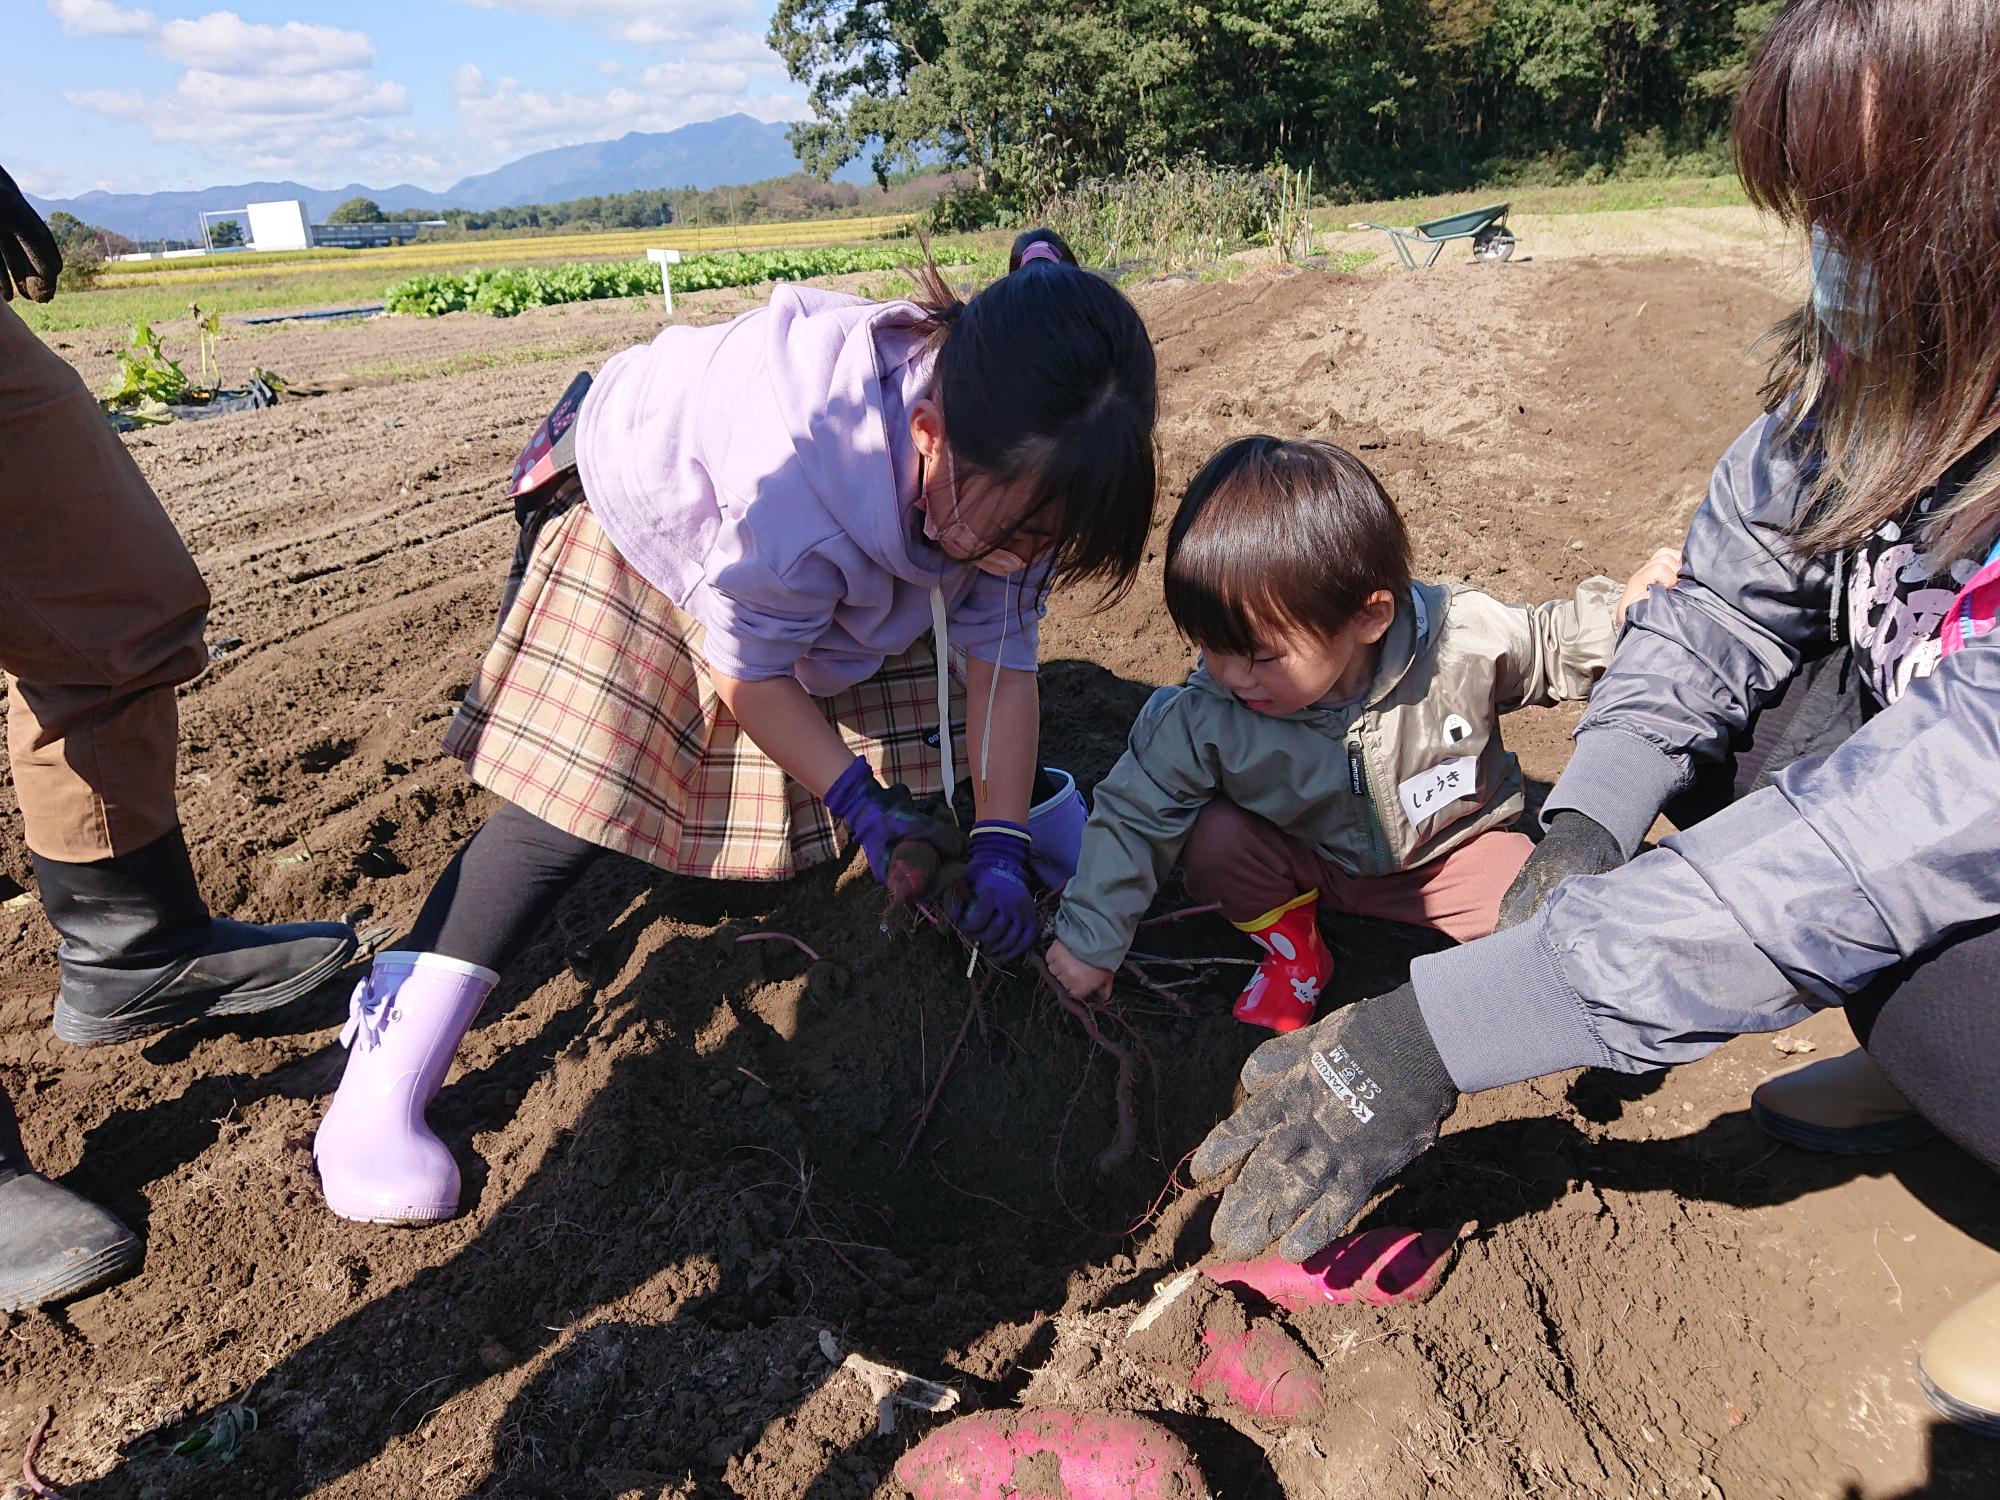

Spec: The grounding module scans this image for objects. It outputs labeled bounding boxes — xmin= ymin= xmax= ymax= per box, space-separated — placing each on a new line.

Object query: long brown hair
xmin=1735 ymin=0 xmax=2000 ymax=564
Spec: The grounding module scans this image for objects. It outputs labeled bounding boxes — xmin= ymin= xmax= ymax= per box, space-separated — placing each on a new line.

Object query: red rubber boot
xmin=1231 ymin=891 xmax=1332 ymax=1033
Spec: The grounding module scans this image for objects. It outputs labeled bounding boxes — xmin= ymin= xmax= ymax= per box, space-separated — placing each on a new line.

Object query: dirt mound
xmin=4 ymin=257 xmax=1996 ymax=1499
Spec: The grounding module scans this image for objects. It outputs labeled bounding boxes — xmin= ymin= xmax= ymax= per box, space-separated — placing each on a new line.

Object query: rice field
xmin=22 ymin=213 xmax=923 ymax=333
xmin=94 ymin=213 xmax=916 ymax=287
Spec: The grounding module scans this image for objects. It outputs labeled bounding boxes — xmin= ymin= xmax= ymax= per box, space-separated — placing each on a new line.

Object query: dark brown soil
xmin=4 ymin=259 xmax=1996 ymax=1500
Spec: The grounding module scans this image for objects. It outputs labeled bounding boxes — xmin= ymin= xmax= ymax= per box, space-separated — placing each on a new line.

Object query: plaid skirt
xmin=443 ymin=478 xmax=967 ymax=880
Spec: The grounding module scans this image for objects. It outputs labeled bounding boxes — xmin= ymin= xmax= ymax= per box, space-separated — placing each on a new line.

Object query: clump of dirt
xmin=4 ymin=256 xmax=1996 ymax=1500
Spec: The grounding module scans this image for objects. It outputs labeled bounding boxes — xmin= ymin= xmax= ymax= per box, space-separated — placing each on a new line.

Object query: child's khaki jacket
xmin=1054 ymin=577 xmax=1621 ymax=969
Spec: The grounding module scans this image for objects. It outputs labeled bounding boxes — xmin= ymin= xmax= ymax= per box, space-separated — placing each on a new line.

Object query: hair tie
xmin=1018 ymin=242 xmax=1064 ymax=267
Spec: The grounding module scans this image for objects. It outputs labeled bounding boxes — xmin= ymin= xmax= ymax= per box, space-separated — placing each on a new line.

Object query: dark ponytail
xmin=1009 ymin=227 xmax=1078 ymax=271
xmin=917 ymin=225 xmax=1157 ymax=599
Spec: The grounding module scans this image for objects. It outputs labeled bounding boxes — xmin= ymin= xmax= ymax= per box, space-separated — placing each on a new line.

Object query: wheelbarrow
xmin=1352 ymin=202 xmax=1516 ymax=270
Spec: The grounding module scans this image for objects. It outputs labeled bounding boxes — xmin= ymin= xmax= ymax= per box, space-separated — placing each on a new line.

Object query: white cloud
xmin=50 ymin=0 xmax=812 ymax=189
xmin=68 ymin=69 xmax=411 ymax=158
xmin=460 ymin=4 xmax=809 ymax=145
xmin=174 ymin=70 xmax=408 ymax=123
xmin=457 ymin=0 xmax=757 ymax=22
xmin=454 ymin=0 xmax=775 ymax=50
xmin=49 ymin=0 xmax=157 ymax=38
xmin=64 ymin=87 xmax=146 ymax=117
xmin=450 ymin=59 xmax=807 ymax=161
xmin=51 ymin=3 xmax=378 ymax=79
xmin=56 ymin=5 xmax=413 ymax=182
xmin=158 ymin=14 xmax=375 ymax=76
xmin=50 ymin=0 xmax=154 ymax=37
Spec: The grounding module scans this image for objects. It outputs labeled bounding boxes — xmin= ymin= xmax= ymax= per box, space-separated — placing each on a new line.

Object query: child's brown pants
xmin=1179 ymin=796 xmax=1534 ymax=942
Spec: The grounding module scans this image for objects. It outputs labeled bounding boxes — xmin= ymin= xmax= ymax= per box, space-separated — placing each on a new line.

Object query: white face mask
xmin=919 ymin=447 xmax=1030 ymax=577
xmin=1810 ymin=223 xmax=1878 ymax=354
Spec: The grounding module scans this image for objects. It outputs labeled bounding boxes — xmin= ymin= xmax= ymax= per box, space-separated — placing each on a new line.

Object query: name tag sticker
xmin=1397 ymin=757 xmax=1476 ymax=827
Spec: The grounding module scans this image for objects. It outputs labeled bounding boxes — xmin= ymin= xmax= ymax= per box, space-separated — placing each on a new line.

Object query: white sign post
xmin=645 ymin=247 xmax=683 ymax=313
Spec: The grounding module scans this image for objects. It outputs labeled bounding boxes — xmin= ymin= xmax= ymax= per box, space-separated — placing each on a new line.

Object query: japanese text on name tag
xmin=1397 ymin=756 xmax=1476 ymax=827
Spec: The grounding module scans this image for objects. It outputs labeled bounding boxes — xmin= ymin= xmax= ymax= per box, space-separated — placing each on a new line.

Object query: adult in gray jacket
xmin=1190 ymin=0 xmax=2000 ymax=1436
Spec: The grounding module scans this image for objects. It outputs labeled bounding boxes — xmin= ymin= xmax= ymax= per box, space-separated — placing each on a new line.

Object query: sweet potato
xmin=885 ymin=838 xmax=943 ymax=905
xmin=884 ymin=840 xmax=967 ymax=908
xmin=1202 ymin=1226 xmax=1460 ymax=1310
xmin=1126 ymin=1269 xmax=1323 ymax=1427
xmin=894 ymin=1407 xmax=1207 ymax=1500
xmin=1189 ymin=1324 xmax=1322 ymax=1425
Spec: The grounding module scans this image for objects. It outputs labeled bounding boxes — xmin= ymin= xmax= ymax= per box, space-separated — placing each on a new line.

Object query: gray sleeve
xmin=1413 ymin=632 xmax=2000 ymax=1090
xmin=1543 ymin=412 xmax=1836 ymax=855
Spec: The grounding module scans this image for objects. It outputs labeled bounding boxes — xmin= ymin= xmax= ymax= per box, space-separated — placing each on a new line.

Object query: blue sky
xmin=9 ymin=0 xmax=811 ymax=196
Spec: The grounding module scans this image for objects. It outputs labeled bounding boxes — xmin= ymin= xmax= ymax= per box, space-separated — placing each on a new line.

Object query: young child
xmin=1045 ymin=435 xmax=1678 ymax=1031
xmin=313 ymin=230 xmax=1159 ymax=1225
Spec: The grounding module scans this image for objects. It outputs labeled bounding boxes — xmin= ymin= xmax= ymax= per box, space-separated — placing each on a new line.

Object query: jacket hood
xmin=758 ymin=285 xmax=944 ymax=582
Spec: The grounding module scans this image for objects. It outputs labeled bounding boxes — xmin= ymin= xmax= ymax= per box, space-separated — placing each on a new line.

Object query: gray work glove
xmin=1495 ymin=809 xmax=1626 ymax=931
xmin=1191 ymin=981 xmax=1457 ymax=1261
xmin=0 ymin=165 xmax=61 ymax=304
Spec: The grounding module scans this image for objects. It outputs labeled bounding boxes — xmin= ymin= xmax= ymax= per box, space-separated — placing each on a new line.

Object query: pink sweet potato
xmin=1125 ymin=1270 xmax=1323 ymax=1428
xmin=884 ymin=840 xmax=967 ymax=908
xmin=886 ymin=839 xmax=943 ymax=905
xmin=894 ymin=1407 xmax=1207 ymax=1500
xmin=1189 ymin=1325 xmax=1323 ymax=1425
xmin=1202 ymin=1225 xmax=1460 ymax=1310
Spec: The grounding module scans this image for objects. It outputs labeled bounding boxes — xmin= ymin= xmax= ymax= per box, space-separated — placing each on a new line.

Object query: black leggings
xmin=1666 ymin=652 xmax=2000 ymax=1174
xmin=405 ymin=765 xmax=1066 ymax=976
xmin=404 ymin=803 xmax=600 ymax=973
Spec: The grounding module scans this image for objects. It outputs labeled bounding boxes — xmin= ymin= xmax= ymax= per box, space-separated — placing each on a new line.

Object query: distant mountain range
xmin=27 ymin=114 xmax=865 ymax=243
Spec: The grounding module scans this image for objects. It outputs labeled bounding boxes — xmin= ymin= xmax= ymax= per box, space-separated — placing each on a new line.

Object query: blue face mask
xmin=1809 ymin=224 xmax=1878 ymax=354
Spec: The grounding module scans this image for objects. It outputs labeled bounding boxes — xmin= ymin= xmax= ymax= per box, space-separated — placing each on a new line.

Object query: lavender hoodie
xmin=574 ymin=285 xmax=1043 ymax=698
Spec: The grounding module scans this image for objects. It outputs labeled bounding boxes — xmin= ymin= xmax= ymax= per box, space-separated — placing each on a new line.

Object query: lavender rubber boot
xmin=1028 ymin=767 xmax=1088 ymax=890
xmin=313 ymin=952 xmax=496 ymax=1224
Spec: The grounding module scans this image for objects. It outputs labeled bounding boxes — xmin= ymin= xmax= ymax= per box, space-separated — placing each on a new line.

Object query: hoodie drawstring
xmin=930 ymin=587 xmax=957 ymax=810
xmin=980 ymin=600 xmax=1008 ymax=792
xmin=931 ymin=584 xmax=1009 ymax=809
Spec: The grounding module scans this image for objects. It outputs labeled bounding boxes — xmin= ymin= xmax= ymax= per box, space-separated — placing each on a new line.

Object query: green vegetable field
xmin=384 ymin=245 xmax=984 ymax=318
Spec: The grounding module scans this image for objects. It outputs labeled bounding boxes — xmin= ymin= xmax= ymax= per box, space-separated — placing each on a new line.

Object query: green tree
xmin=1690 ymin=2 xmax=1781 ymax=101
xmin=210 ymin=219 xmax=244 ymax=246
xmin=766 ymin=1 xmax=1768 ymax=200
xmin=767 ymin=0 xmax=957 ymax=185
xmin=328 ymin=196 xmax=386 ymax=223
xmin=768 ymin=0 xmax=1432 ymax=198
xmin=44 ymin=211 xmax=100 ymax=255
xmin=45 ymin=210 xmax=109 ymax=291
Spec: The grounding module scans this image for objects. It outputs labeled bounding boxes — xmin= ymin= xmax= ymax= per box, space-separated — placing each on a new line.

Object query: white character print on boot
xmin=1231 ymin=892 xmax=1334 ymax=1033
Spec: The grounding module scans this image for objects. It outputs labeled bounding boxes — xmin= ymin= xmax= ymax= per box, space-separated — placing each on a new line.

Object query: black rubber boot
xmin=0 ymin=1086 xmax=141 ymax=1311
xmin=32 ymin=827 xmax=357 ymax=1046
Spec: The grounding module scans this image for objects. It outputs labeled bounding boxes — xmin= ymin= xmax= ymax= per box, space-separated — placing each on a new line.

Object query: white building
xmin=246 ymin=199 xmax=313 ymax=251
xmin=109 ymin=199 xmax=446 ymax=260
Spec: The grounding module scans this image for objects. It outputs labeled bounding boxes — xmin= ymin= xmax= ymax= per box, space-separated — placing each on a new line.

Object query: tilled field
xmin=4 ymin=256 xmax=1996 ymax=1499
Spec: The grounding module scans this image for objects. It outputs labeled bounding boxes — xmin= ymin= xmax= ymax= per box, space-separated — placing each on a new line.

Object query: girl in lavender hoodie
xmin=312 ymin=231 xmax=1160 ymax=1225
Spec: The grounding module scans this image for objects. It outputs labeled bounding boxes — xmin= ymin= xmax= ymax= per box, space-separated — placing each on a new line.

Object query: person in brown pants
xmin=0 ymin=168 xmax=356 ymax=1312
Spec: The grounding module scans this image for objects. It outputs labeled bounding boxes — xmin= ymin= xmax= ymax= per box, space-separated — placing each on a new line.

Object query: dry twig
xmin=899 ymin=967 xmax=990 ymax=1167
xmin=1137 ymin=902 xmax=1221 ymax=927
xmin=1029 ymin=953 xmax=1138 ymax=1175
xmin=734 ymin=931 xmax=822 ymax=963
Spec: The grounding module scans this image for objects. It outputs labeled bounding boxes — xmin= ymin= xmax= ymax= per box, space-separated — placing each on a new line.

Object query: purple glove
xmin=948 ymin=820 xmax=1036 ymax=961
xmin=824 ymin=755 xmax=960 ymax=884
